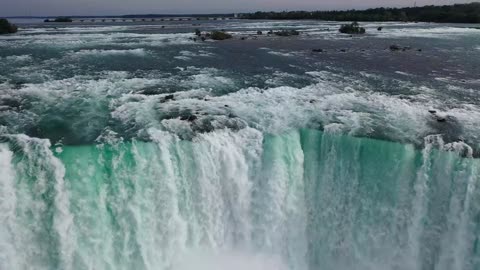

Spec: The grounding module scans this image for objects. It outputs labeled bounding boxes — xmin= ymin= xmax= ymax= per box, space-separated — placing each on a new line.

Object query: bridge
xmin=70 ymin=17 xmax=235 ymax=23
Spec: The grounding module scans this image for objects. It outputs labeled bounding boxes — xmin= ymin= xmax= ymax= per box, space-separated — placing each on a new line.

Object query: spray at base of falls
xmin=0 ymin=128 xmax=479 ymax=270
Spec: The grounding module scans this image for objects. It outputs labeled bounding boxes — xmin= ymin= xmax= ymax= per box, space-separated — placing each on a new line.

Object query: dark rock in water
xmin=428 ymin=109 xmax=448 ymax=122
xmin=191 ymin=118 xmax=215 ymax=133
xmin=139 ymin=89 xmax=160 ymax=96
xmin=224 ymin=104 xmax=229 ymax=107
xmin=257 ymin=30 xmax=263 ymax=35
xmin=180 ymin=115 xmax=198 ymax=122
xmin=340 ymin=49 xmax=347 ymax=52
xmin=195 ymin=28 xmax=201 ymax=36
xmin=193 ymin=37 xmax=197 ymax=42
xmin=312 ymin=49 xmax=324 ymax=52
xmin=201 ymin=36 xmax=206 ymax=41
xmin=436 ymin=115 xmax=447 ymax=122
xmin=210 ymin=31 xmax=232 ymax=40
xmin=53 ymin=17 xmax=73 ymax=23
xmin=377 ymin=26 xmax=383 ymax=31
xmin=241 ymin=37 xmax=246 ymax=40
xmin=267 ymin=30 xmax=273 ymax=34
xmin=0 ymin=19 xmax=18 ymax=34
xmin=390 ymin=45 xmax=401 ymax=51
xmin=437 ymin=117 xmax=447 ymax=122
xmin=428 ymin=114 xmax=464 ymax=146
xmin=339 ymin=22 xmax=366 ymax=34
xmin=390 ymin=45 xmax=413 ymax=52
xmin=12 ymin=81 xmax=25 ymax=90
xmin=417 ymin=49 xmax=422 ymax=52
xmin=274 ymin=30 xmax=300 ymax=36
xmin=309 ymin=99 xmax=316 ymax=103
xmin=0 ymin=97 xmax=22 ymax=109
xmin=160 ymin=94 xmax=175 ymax=103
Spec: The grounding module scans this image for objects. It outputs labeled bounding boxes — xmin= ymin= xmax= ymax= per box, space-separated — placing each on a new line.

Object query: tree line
xmin=240 ymin=2 xmax=480 ymax=23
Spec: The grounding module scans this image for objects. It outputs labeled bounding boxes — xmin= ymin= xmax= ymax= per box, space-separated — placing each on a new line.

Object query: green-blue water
xmin=1 ymin=19 xmax=480 ymax=270
xmin=1 ymin=129 xmax=479 ymax=270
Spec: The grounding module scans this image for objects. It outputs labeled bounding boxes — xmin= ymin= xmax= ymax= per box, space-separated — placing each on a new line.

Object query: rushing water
xmin=1 ymin=19 xmax=480 ymax=270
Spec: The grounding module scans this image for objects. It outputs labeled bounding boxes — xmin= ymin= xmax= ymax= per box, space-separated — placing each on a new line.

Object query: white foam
xmin=174 ymin=50 xmax=215 ymax=60
xmin=0 ymin=32 xmax=195 ymax=49
xmin=189 ymin=74 xmax=234 ymax=88
xmin=264 ymin=71 xmax=301 ymax=86
xmin=70 ymin=49 xmax=149 ymax=57
xmin=18 ymin=25 xmax=131 ymax=34
xmin=375 ymin=26 xmax=480 ymax=39
xmin=395 ymin=71 xmax=412 ymax=76
xmin=2 ymin=55 xmax=33 ymax=62
xmin=0 ymin=144 xmax=19 ymax=269
xmin=267 ymin=51 xmax=296 ymax=57
xmin=109 ymin=68 xmax=444 ymax=146
xmin=179 ymin=67 xmax=234 ymax=89
xmin=69 ymin=48 xmax=149 ymax=57
xmin=174 ymin=55 xmax=192 ymax=61
xmin=172 ymin=250 xmax=288 ymax=270
xmin=0 ymin=72 xmax=163 ymax=133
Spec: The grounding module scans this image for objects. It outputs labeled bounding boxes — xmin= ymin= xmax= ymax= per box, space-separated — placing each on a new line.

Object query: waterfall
xmin=0 ymin=129 xmax=479 ymax=270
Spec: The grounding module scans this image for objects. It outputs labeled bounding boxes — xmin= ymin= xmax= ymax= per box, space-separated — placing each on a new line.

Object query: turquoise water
xmin=1 ymin=19 xmax=480 ymax=270
xmin=1 ymin=129 xmax=479 ymax=270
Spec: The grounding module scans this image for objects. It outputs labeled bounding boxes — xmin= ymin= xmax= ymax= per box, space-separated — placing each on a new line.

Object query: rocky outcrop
xmin=389 ymin=45 xmax=413 ymax=51
xmin=210 ymin=31 xmax=233 ymax=40
xmin=274 ymin=30 xmax=300 ymax=36
xmin=339 ymin=22 xmax=366 ymax=34
xmin=0 ymin=19 xmax=18 ymax=34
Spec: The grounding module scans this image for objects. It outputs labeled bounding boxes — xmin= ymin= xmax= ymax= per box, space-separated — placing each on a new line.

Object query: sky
xmin=1 ymin=0 xmax=474 ymax=17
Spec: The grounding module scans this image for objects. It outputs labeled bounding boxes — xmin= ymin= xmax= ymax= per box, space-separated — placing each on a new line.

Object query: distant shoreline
xmin=4 ymin=2 xmax=480 ymax=24
xmin=241 ymin=3 xmax=480 ymax=24
xmin=4 ymin=14 xmax=235 ymax=19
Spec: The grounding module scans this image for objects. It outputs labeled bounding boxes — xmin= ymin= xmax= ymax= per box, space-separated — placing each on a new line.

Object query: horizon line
xmin=3 ymin=2 xmax=479 ymax=18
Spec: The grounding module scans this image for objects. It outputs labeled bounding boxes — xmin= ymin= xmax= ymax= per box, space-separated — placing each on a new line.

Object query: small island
xmin=210 ymin=31 xmax=232 ymax=40
xmin=339 ymin=22 xmax=365 ymax=34
xmin=0 ymin=18 xmax=18 ymax=34
xmin=193 ymin=30 xmax=233 ymax=41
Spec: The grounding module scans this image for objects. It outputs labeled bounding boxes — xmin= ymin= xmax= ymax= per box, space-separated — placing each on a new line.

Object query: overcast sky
xmin=1 ymin=0 xmax=474 ymax=17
